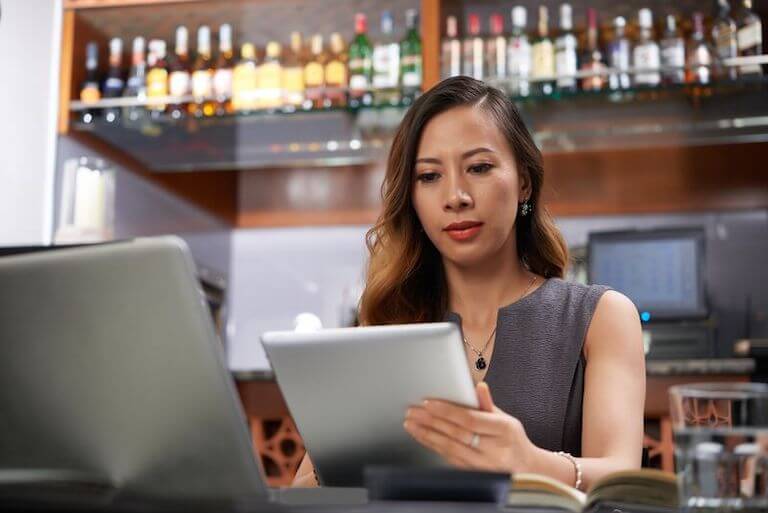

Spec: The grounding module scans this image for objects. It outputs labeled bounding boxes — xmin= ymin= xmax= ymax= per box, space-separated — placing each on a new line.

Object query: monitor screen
xmin=588 ymin=229 xmax=707 ymax=321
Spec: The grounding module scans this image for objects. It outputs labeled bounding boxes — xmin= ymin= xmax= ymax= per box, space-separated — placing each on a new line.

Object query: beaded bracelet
xmin=555 ymin=451 xmax=583 ymax=491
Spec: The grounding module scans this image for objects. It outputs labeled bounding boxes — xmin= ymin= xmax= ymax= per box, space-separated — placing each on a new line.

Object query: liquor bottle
xmin=123 ymin=37 xmax=147 ymax=123
xmin=441 ymin=15 xmax=461 ymax=79
xmin=257 ymin=41 xmax=283 ymax=111
xmin=232 ymin=42 xmax=258 ymax=113
xmin=736 ymin=0 xmax=763 ymax=76
xmin=190 ymin=26 xmax=215 ymax=117
xmin=213 ymin=24 xmax=235 ymax=116
xmin=555 ymin=3 xmax=578 ymax=93
xmin=348 ymin=13 xmax=373 ymax=108
xmin=531 ymin=6 xmax=555 ymax=96
xmin=304 ymin=34 xmax=327 ymax=110
xmin=712 ymin=0 xmax=738 ymax=80
xmin=660 ymin=15 xmax=686 ymax=85
xmin=79 ymin=41 xmax=100 ymax=124
xmin=400 ymin=9 xmax=422 ymax=104
xmin=372 ymin=11 xmax=401 ymax=106
xmin=507 ymin=6 xmax=532 ymax=97
xmin=580 ymin=8 xmax=606 ymax=92
xmin=283 ymin=32 xmax=306 ymax=111
xmin=325 ymin=32 xmax=348 ymax=108
xmin=146 ymin=39 xmax=169 ymax=119
xmin=687 ymin=12 xmax=713 ymax=85
xmin=608 ymin=16 xmax=631 ymax=90
xmin=103 ymin=38 xmax=125 ymax=123
xmin=633 ymin=8 xmax=661 ymax=87
xmin=168 ymin=26 xmax=191 ymax=120
xmin=485 ymin=13 xmax=507 ymax=85
xmin=462 ymin=13 xmax=484 ymax=80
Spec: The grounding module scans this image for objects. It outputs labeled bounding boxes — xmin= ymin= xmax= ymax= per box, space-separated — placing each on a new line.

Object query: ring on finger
xmin=469 ymin=432 xmax=481 ymax=449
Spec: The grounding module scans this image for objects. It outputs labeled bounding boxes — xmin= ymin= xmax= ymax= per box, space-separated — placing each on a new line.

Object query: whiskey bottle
xmin=213 ymin=24 xmax=235 ymax=116
xmin=190 ymin=26 xmax=215 ymax=117
xmin=555 ymin=3 xmax=578 ymax=93
xmin=400 ymin=9 xmax=422 ymax=104
xmin=660 ymin=15 xmax=686 ymax=85
xmin=462 ymin=13 xmax=484 ymax=80
xmin=146 ymin=39 xmax=169 ymax=119
xmin=232 ymin=42 xmax=258 ymax=114
xmin=283 ymin=32 xmax=306 ymax=112
xmin=531 ymin=6 xmax=555 ymax=96
xmin=507 ymin=6 xmax=532 ymax=97
xmin=580 ymin=8 xmax=606 ymax=92
xmin=79 ymin=41 xmax=100 ymax=124
xmin=486 ymin=13 xmax=507 ymax=85
xmin=349 ymin=13 xmax=373 ymax=108
xmin=123 ymin=37 xmax=147 ymax=123
xmin=168 ymin=26 xmax=191 ymax=120
xmin=713 ymin=0 xmax=738 ymax=80
xmin=258 ymin=41 xmax=284 ymax=111
xmin=304 ymin=34 xmax=326 ymax=110
xmin=633 ymin=8 xmax=661 ymax=88
xmin=325 ymin=32 xmax=349 ymax=108
xmin=608 ymin=16 xmax=632 ymax=90
xmin=736 ymin=0 xmax=763 ymax=76
xmin=686 ymin=12 xmax=713 ymax=85
xmin=373 ymin=11 xmax=401 ymax=106
xmin=441 ymin=15 xmax=461 ymax=79
xmin=103 ymin=38 xmax=125 ymax=123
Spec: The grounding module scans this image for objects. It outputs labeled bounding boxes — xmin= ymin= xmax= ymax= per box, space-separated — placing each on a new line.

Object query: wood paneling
xmin=420 ymin=0 xmax=440 ymax=91
xmin=543 ymin=143 xmax=768 ymax=216
xmin=58 ymin=11 xmax=77 ymax=135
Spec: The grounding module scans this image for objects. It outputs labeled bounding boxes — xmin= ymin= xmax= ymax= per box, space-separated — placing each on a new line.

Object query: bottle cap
xmin=197 ymin=25 xmax=211 ymax=52
xmin=638 ymin=8 xmax=653 ymax=29
xmin=241 ymin=42 xmax=255 ymax=60
xmin=406 ymin=9 xmax=419 ymax=30
xmin=490 ymin=13 xmax=504 ymax=35
xmin=219 ymin=24 xmax=232 ymax=51
xmin=355 ymin=13 xmax=367 ymax=34
xmin=446 ymin=15 xmax=458 ymax=38
xmin=614 ymin=16 xmax=626 ymax=29
xmin=560 ymin=3 xmax=573 ymax=31
xmin=468 ymin=13 xmax=480 ymax=35
xmin=381 ymin=11 xmax=393 ymax=34
xmin=109 ymin=37 xmax=122 ymax=56
xmin=511 ymin=6 xmax=527 ymax=29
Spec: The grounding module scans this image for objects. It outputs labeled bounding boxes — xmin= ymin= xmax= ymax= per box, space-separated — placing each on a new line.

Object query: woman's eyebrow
xmin=415 ymin=147 xmax=494 ymax=165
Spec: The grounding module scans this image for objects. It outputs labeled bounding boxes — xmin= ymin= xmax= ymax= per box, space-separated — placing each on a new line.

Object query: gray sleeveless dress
xmin=445 ymin=278 xmax=611 ymax=457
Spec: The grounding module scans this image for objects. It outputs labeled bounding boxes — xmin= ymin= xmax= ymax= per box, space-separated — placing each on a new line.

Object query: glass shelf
xmin=69 ymin=76 xmax=768 ymax=171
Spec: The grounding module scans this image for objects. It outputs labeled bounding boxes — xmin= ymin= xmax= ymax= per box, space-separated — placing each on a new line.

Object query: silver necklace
xmin=462 ymin=275 xmax=538 ymax=371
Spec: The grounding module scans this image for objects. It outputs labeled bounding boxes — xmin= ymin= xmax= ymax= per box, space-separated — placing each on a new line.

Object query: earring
xmin=519 ymin=201 xmax=532 ymax=217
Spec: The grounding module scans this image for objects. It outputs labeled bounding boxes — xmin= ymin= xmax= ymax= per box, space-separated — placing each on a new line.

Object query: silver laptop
xmin=0 ymin=236 xmax=363 ymax=506
xmin=261 ymin=322 xmax=478 ymax=487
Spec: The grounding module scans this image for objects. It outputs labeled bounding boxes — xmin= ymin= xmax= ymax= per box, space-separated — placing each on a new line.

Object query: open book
xmin=508 ymin=469 xmax=679 ymax=513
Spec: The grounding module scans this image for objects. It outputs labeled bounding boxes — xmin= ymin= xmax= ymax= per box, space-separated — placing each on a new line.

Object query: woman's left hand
xmin=404 ymin=382 xmax=538 ymax=474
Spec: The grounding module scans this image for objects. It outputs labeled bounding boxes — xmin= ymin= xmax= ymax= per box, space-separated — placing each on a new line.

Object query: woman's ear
xmin=519 ymin=170 xmax=532 ymax=202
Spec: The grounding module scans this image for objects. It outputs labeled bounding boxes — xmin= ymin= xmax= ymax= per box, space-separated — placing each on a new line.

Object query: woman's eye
xmin=417 ymin=172 xmax=440 ymax=183
xmin=469 ymin=163 xmax=493 ymax=174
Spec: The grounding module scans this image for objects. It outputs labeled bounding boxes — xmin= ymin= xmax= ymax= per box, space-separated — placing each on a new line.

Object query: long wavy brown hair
xmin=359 ymin=77 xmax=568 ymax=326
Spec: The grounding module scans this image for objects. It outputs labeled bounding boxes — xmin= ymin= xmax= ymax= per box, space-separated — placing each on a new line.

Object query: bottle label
xmin=169 ymin=71 xmax=190 ymax=96
xmin=232 ymin=65 xmax=258 ymax=111
xmin=147 ymin=69 xmax=168 ymax=97
xmin=715 ymin=28 xmax=737 ymax=60
xmin=508 ymin=38 xmax=532 ymax=77
xmin=80 ymin=84 xmax=101 ymax=104
xmin=555 ymin=36 xmax=577 ymax=87
xmin=213 ymin=68 xmax=233 ymax=99
xmin=531 ymin=40 xmax=554 ymax=79
xmin=737 ymin=23 xmax=762 ymax=52
xmin=402 ymin=54 xmax=422 ymax=88
xmin=633 ymin=45 xmax=661 ymax=85
xmin=304 ymin=62 xmax=325 ymax=88
xmin=192 ymin=70 xmax=213 ymax=99
xmin=373 ymin=43 xmax=400 ymax=89
xmin=103 ymin=77 xmax=125 ymax=97
xmin=325 ymin=61 xmax=347 ymax=88
xmin=283 ymin=67 xmax=305 ymax=105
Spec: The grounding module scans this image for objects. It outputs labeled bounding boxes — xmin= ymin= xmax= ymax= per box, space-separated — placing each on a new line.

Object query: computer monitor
xmin=587 ymin=228 xmax=707 ymax=321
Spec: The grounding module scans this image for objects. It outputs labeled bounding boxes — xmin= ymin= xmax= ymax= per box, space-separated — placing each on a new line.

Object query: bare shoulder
xmin=584 ymin=290 xmax=643 ymax=360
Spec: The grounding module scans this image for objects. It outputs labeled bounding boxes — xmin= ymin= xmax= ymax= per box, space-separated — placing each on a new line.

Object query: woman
xmin=293 ymin=76 xmax=645 ymax=490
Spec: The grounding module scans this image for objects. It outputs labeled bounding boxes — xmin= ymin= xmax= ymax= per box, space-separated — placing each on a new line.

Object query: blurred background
xmin=0 ymin=0 xmax=766 ymax=486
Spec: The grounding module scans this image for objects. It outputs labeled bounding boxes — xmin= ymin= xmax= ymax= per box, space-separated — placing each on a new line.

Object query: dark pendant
xmin=475 ymin=357 xmax=487 ymax=370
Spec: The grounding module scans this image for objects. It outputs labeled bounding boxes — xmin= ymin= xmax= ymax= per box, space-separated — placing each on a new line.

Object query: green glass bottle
xmin=400 ymin=8 xmax=422 ymax=104
xmin=348 ymin=13 xmax=373 ymax=108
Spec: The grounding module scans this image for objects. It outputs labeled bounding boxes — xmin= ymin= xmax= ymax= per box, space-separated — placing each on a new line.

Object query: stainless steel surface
xmin=0 ymin=237 xmax=266 ymax=501
xmin=262 ymin=323 xmax=478 ymax=487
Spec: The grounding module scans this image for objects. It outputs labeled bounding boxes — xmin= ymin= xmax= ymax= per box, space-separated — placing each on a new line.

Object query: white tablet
xmin=261 ymin=322 xmax=478 ymax=487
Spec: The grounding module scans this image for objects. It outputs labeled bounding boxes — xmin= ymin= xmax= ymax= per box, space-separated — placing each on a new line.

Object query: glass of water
xmin=670 ymin=382 xmax=768 ymax=511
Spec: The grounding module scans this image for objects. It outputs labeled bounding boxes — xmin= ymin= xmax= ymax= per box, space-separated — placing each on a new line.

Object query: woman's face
xmin=411 ymin=105 xmax=529 ymax=268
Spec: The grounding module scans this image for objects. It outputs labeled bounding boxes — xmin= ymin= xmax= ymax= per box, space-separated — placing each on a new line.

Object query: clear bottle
xmin=736 ymin=0 xmax=763 ymax=76
xmin=190 ymin=26 xmax=215 ymax=117
xmin=213 ymin=24 xmax=235 ymax=116
xmin=441 ymin=15 xmax=461 ymax=79
xmin=325 ymin=32 xmax=348 ymax=108
xmin=580 ymin=8 xmax=606 ymax=92
xmin=633 ymin=8 xmax=661 ymax=88
xmin=400 ymin=9 xmax=422 ymax=104
xmin=283 ymin=32 xmax=306 ymax=111
xmin=103 ymin=38 xmax=125 ymax=124
xmin=257 ymin=41 xmax=284 ymax=112
xmin=713 ymin=0 xmax=738 ymax=81
xmin=486 ymin=13 xmax=507 ymax=85
xmin=348 ymin=13 xmax=373 ymax=108
xmin=660 ymin=15 xmax=686 ymax=85
xmin=373 ymin=11 xmax=401 ymax=106
xmin=146 ymin=39 xmax=169 ymax=119
xmin=168 ymin=26 xmax=191 ymax=120
xmin=507 ymin=6 xmax=532 ymax=97
xmin=304 ymin=34 xmax=327 ymax=110
xmin=531 ymin=6 xmax=555 ymax=96
xmin=79 ymin=41 xmax=101 ymax=124
xmin=608 ymin=16 xmax=632 ymax=90
xmin=463 ymin=14 xmax=484 ymax=80
xmin=687 ymin=12 xmax=713 ymax=85
xmin=232 ymin=42 xmax=258 ymax=114
xmin=555 ymin=3 xmax=578 ymax=93
xmin=123 ymin=37 xmax=147 ymax=123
